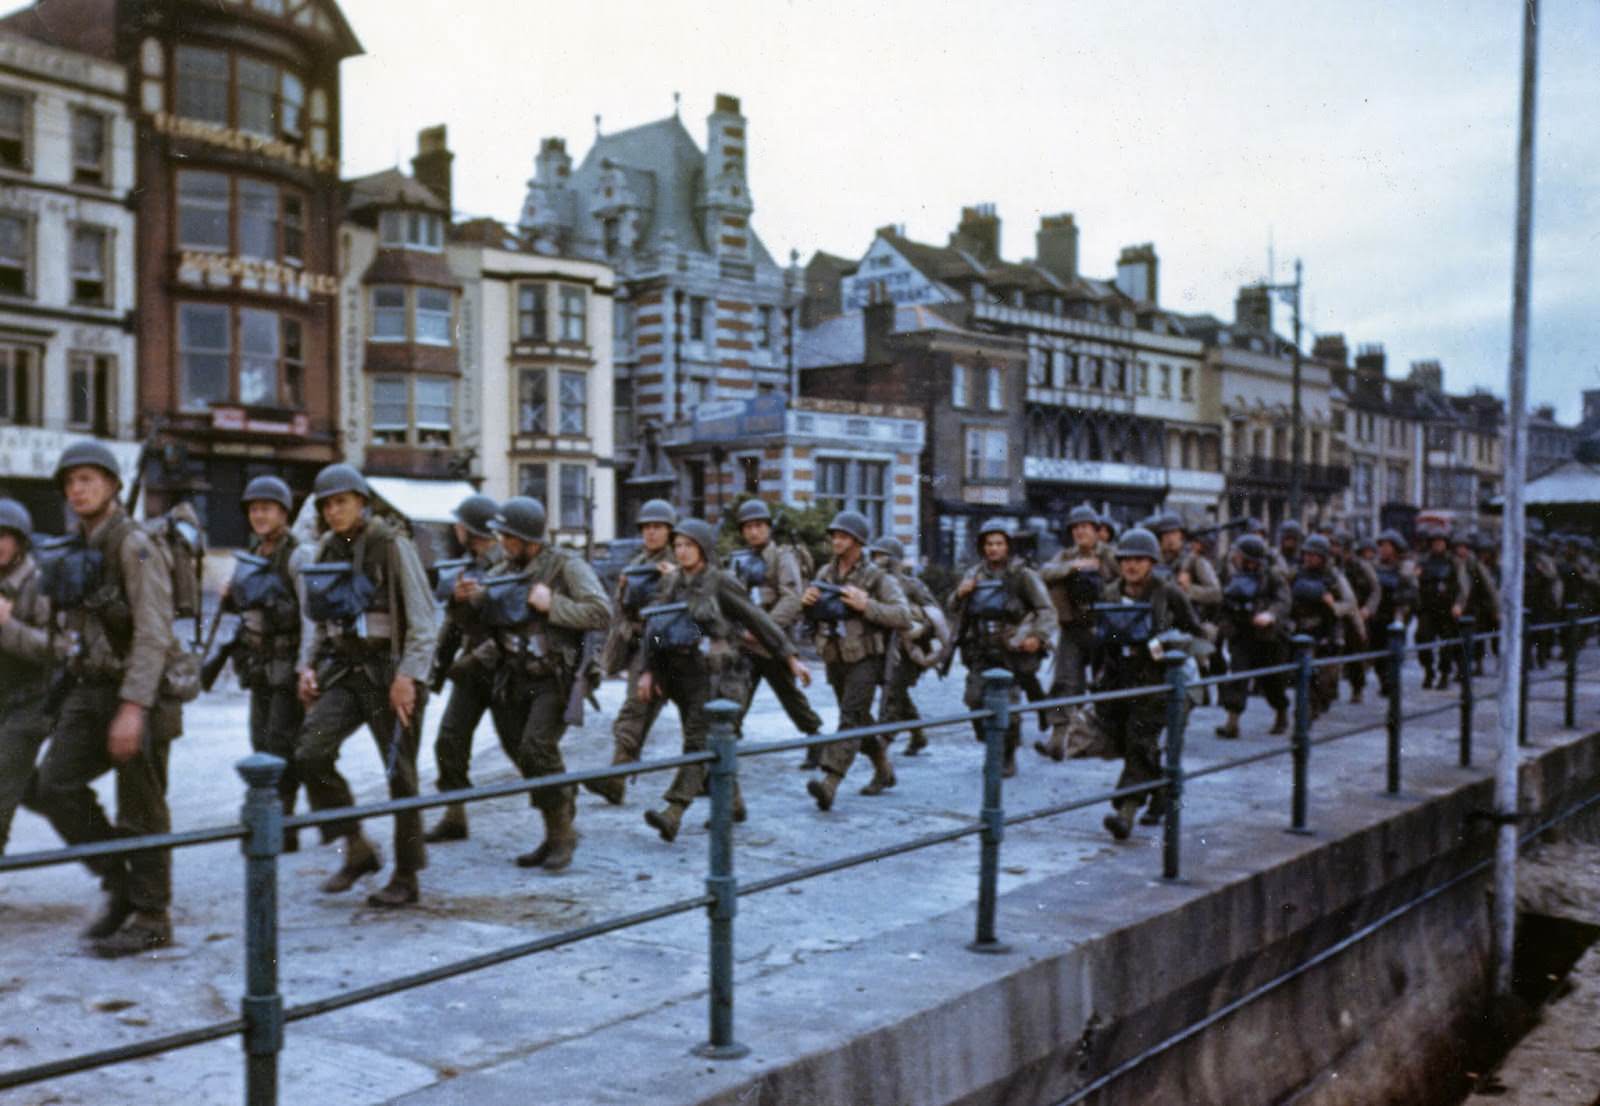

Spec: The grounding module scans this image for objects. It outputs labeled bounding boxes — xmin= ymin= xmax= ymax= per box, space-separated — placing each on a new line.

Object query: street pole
xmin=1493 ymin=0 xmax=1539 ymax=1003
xmin=1289 ymin=259 xmax=1304 ymax=525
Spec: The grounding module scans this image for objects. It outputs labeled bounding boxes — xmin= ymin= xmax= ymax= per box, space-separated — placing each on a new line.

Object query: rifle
xmin=1188 ymin=517 xmax=1252 ymax=543
xmin=563 ymin=629 xmax=603 ymax=727
xmin=937 ymin=599 xmax=972 ymax=679
xmin=428 ymin=620 xmax=463 ymax=694
xmin=197 ymin=604 xmax=233 ymax=692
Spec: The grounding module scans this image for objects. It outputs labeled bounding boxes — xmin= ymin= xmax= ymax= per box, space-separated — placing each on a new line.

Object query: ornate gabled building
xmin=517 ymin=93 xmax=793 ymax=528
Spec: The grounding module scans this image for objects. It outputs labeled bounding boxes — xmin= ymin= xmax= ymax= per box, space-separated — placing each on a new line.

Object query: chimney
xmin=863 ymin=284 xmax=895 ymax=364
xmin=1354 ymin=343 xmax=1386 ymax=378
xmin=1408 ymin=359 xmax=1444 ymax=393
xmin=949 ymin=204 xmax=1000 ymax=265
xmin=1234 ymin=284 xmax=1272 ymax=334
xmin=1114 ymin=243 xmax=1158 ymax=304
xmin=1035 ymin=213 xmax=1078 ymax=282
xmin=412 ymin=124 xmax=453 ymax=213
xmin=1584 ymin=389 xmax=1600 ymax=426
xmin=1312 ymin=333 xmax=1349 ymax=366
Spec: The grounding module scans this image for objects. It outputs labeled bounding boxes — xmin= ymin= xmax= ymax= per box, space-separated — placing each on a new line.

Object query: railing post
xmin=236 ymin=754 xmax=286 ymax=1106
xmin=1564 ymin=603 xmax=1579 ymax=729
xmin=1386 ymin=621 xmax=1405 ymax=795
xmin=1458 ymin=615 xmax=1476 ymax=768
xmin=969 ymin=668 xmax=1013 ymax=954
xmin=694 ymin=699 xmax=749 ymax=1060
xmin=1289 ymin=634 xmax=1314 ymax=834
xmin=1161 ymin=637 xmax=1190 ymax=879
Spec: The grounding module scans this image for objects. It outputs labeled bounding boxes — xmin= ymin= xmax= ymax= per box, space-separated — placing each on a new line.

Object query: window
xmin=379 ymin=210 xmax=443 ymax=251
xmin=518 ymin=462 xmax=548 ymax=503
xmin=1159 ymin=364 xmax=1172 ymax=399
xmin=1110 ymin=358 xmax=1127 ymax=393
xmin=0 ymin=345 xmax=34 ymax=424
xmin=613 ymin=301 xmax=633 ymax=346
xmin=559 ymin=286 xmax=586 ymax=342
xmin=0 ymin=212 xmax=29 ymax=297
xmin=371 ymin=376 xmax=407 ymax=444
xmin=518 ymin=368 xmax=548 ymax=433
xmin=68 ymin=352 xmax=115 ymax=435
xmin=688 ymin=295 xmax=707 ymax=342
xmin=282 ymin=317 xmax=304 ymax=408
xmin=371 ymin=286 xmax=406 ymax=340
xmin=816 ymin=458 xmax=848 ymax=517
xmin=281 ymin=194 xmax=304 ymax=265
xmin=756 ymin=305 xmax=773 ymax=350
xmin=687 ymin=461 xmax=706 ymax=518
xmin=238 ymin=179 xmax=278 ymax=260
xmin=560 ymin=464 xmax=588 ymax=529
xmin=71 ymin=109 xmax=107 ymax=185
xmin=558 ymin=370 xmax=587 ymax=435
xmin=964 ymin=428 xmax=1007 ymax=481
xmin=951 ymin=363 xmax=968 ymax=407
xmin=179 ymin=303 xmax=230 ymax=410
xmin=71 ymin=226 xmax=110 ymax=305
xmin=518 ymin=283 xmax=547 ymax=341
xmin=0 ymin=90 xmax=25 ymax=170
xmin=986 ymin=365 xmax=1003 ymax=410
xmin=1027 ymin=346 xmax=1047 ymax=387
xmin=175 ymin=46 xmax=229 ymax=126
xmin=740 ymin=455 xmax=761 ymax=494
xmin=1180 ymin=366 xmax=1194 ymax=401
xmin=415 ymin=287 xmax=453 ymax=345
xmin=178 ymin=171 xmax=229 ymax=251
xmin=1137 ymin=361 xmax=1150 ymax=394
xmin=280 ymin=71 xmax=304 ymax=140
xmin=236 ymin=56 xmax=277 ymax=138
xmin=415 ymin=377 xmax=453 ymax=445
xmin=236 ymin=308 xmax=279 ymax=406
xmin=857 ymin=461 xmax=887 ymax=535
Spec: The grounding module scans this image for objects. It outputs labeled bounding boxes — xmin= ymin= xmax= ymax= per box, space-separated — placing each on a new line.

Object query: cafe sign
xmin=149 ymin=111 xmax=339 ymax=175
xmin=179 ymin=251 xmax=339 ymax=298
xmin=211 ymin=406 xmax=311 ymax=437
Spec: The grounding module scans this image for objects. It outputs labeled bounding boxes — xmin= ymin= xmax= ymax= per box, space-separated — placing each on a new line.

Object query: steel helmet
xmin=453 ymin=494 xmax=499 ymax=539
xmin=53 ymin=439 xmax=123 ymax=489
xmin=491 ymin=497 xmax=547 ymax=542
xmin=869 ymin=535 xmax=906 ymax=562
xmin=1115 ymin=527 xmax=1160 ymax=560
xmin=736 ymin=499 xmax=773 ymax=524
xmin=976 ymin=518 xmax=1014 ymax=544
xmin=1331 ymin=529 xmax=1353 ymax=548
xmin=241 ymin=475 xmax=293 ymax=513
xmin=1376 ymin=528 xmax=1409 ymax=553
xmin=1301 ymin=534 xmax=1332 ymax=559
xmin=1066 ymin=503 xmax=1099 ymax=528
xmin=311 ymin=463 xmax=371 ymax=503
xmin=637 ymin=498 xmax=677 ymax=528
xmin=1151 ymin=512 xmax=1185 ymax=536
xmin=826 ymin=510 xmax=871 ymax=546
xmin=1277 ymin=519 xmax=1304 ymax=541
xmin=1098 ymin=513 xmax=1120 ymax=540
xmin=672 ymin=518 xmax=718 ymax=565
xmin=1235 ymin=534 xmax=1269 ymax=562
xmin=0 ymin=497 xmax=33 ymax=544
xmin=1356 ymin=537 xmax=1377 ymax=555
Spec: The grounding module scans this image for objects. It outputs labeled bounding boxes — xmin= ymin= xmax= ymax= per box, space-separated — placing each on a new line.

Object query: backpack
xmin=785 ymin=542 xmax=815 ymax=584
xmin=99 ymin=505 xmax=204 ymax=703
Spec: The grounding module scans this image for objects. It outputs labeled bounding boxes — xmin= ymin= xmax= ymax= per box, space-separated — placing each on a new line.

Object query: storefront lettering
xmin=149 ymin=111 xmax=339 ymax=175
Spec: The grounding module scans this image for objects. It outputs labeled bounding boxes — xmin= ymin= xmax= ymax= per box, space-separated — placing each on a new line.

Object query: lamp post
xmin=1262 ymin=261 xmax=1304 ymax=524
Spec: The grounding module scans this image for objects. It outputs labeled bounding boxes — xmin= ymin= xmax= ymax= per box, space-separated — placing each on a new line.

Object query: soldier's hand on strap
xmin=453 ymin=575 xmax=481 ymax=602
xmin=1018 ymin=635 xmax=1042 ymax=653
xmin=802 ymin=586 xmax=820 ymax=606
xmin=390 ymin=676 xmax=417 ymax=728
xmin=841 ymin=585 xmax=869 ymax=612
xmin=529 ymin=583 xmax=553 ymax=612
xmin=955 ymin=576 xmax=976 ymax=598
xmin=297 ymin=666 xmax=319 ymax=706
xmin=788 ymin=656 xmax=812 ymax=687
xmin=107 ymin=702 xmax=146 ymax=764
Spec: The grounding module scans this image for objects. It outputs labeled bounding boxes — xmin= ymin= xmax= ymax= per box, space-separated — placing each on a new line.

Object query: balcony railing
xmin=1227 ymin=456 xmax=1350 ymax=490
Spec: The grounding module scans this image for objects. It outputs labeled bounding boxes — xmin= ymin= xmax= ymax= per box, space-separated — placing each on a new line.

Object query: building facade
xmin=0 ymin=29 xmax=142 ymax=529
xmin=1322 ymin=339 xmax=1424 ymax=539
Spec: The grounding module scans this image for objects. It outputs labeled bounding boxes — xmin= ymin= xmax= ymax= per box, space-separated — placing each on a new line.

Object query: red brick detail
xmin=636 ymin=332 xmax=662 ymax=347
xmin=717 ymin=338 xmax=753 ymax=352
xmin=763 ymin=448 xmax=783 ymax=460
xmin=894 ymin=494 xmax=914 ymax=505
xmin=896 ymin=453 xmax=915 ymax=465
xmin=894 ymin=474 xmax=915 ymax=485
xmin=636 ymin=373 xmax=664 ymax=386
xmin=793 ymin=447 xmax=812 ymax=459
xmin=636 ymin=312 xmax=664 ymax=327
xmin=719 ymin=359 xmax=750 ymax=370
xmin=720 ymin=318 xmax=752 ymax=332
xmin=716 ymin=300 xmax=751 ymax=312
xmin=720 ymin=216 xmax=746 ymax=229
xmin=722 ymin=377 xmax=755 ymax=390
xmin=723 ymin=126 xmax=744 ymax=139
xmin=636 ymin=292 xmax=664 ymax=307
xmin=719 ymin=235 xmax=747 ymax=250
xmin=793 ymin=468 xmax=813 ymax=480
xmin=638 ymin=352 xmax=663 ymax=367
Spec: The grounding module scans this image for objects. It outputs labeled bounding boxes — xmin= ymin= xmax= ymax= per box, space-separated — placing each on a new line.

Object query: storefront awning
xmin=365 ymin=477 xmax=479 ymax=524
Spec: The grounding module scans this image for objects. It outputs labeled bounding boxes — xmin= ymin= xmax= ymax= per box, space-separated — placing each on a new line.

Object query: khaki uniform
xmin=1528 ymin=552 xmax=1563 ymax=666
xmin=947 ymin=556 xmax=1058 ymax=759
xmin=0 ymin=554 xmax=58 ymax=851
xmin=1286 ymin=561 xmax=1358 ymax=715
xmin=600 ymin=544 xmax=675 ymax=768
xmin=1341 ymin=554 xmax=1381 ymax=695
xmin=878 ymin=565 xmax=937 ymax=749
xmin=1414 ymin=552 xmax=1471 ymax=685
xmin=735 ymin=541 xmax=822 ymax=737
xmin=810 ymin=557 xmax=911 ymax=783
xmin=430 ymin=542 xmax=507 ymax=795
xmin=1039 ymin=542 xmax=1119 ymax=723
xmin=295 ymin=517 xmax=437 ymax=873
xmin=33 ymin=506 xmax=183 ymax=914
xmin=1216 ymin=561 xmax=1292 ymax=719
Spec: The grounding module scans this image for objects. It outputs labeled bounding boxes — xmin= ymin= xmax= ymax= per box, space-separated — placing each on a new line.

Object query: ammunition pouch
xmin=302 ymin=562 xmax=375 ymax=624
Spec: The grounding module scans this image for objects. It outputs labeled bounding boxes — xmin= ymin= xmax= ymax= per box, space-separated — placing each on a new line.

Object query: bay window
xmin=518 ymin=368 xmax=548 ymax=433
xmin=560 ymin=464 xmax=588 ymax=529
xmin=174 ymin=45 xmax=308 ymax=146
xmin=238 ymin=308 xmax=278 ymax=406
xmin=379 ymin=209 xmax=443 ymax=251
xmin=370 ymin=376 xmax=407 ymax=444
xmin=559 ymin=285 xmax=586 ymax=342
xmin=371 ymin=285 xmax=407 ymax=340
xmin=238 ymin=179 xmax=278 ymax=259
xmin=415 ymin=287 xmax=452 ymax=345
xmin=370 ymin=375 xmax=454 ymax=447
xmin=415 ymin=377 xmax=453 ymax=445
xmin=369 ymin=284 xmax=455 ymax=345
xmin=174 ymin=47 xmax=228 ymax=126
xmin=518 ymin=462 xmax=548 ymax=502
xmin=177 ymin=170 xmax=229 ymax=251
xmin=518 ymin=283 xmax=547 ymax=341
xmin=177 ymin=170 xmax=304 ymax=264
xmin=236 ymin=56 xmax=277 ymax=138
xmin=178 ymin=301 xmax=308 ymax=411
xmin=558 ymin=370 xmax=587 ymax=435
xmin=178 ymin=302 xmax=230 ymax=409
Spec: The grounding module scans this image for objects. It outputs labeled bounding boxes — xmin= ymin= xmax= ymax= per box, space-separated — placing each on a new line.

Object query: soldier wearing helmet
xmin=869 ymin=535 xmax=943 ymax=757
xmin=1153 ymin=511 xmax=1222 ymax=643
xmin=1286 ymin=534 xmax=1359 ymax=719
xmin=473 ymin=496 xmax=610 ymax=872
xmin=292 ymin=462 xmax=439 ymax=908
xmin=221 ymin=475 xmax=314 ymax=851
xmin=1096 ymin=512 xmax=1119 ymax=546
xmin=1213 ymin=533 xmax=1293 ymax=739
xmin=947 ymin=519 xmax=1058 ymax=777
xmin=30 ymin=440 xmax=183 ymax=955
xmin=1329 ymin=530 xmax=1380 ymax=704
xmin=1453 ymin=530 xmax=1500 ymax=677
xmin=1034 ymin=503 xmax=1118 ymax=760
xmin=729 ymin=498 xmax=823 ymax=766
xmin=1370 ymin=529 xmax=1419 ymax=697
xmin=418 ymin=494 xmax=506 ymax=842
xmin=800 ymin=511 xmax=913 ymax=810
xmin=1413 ymin=524 xmax=1471 ymax=690
xmin=583 ymin=497 xmax=679 ymax=806
xmin=1095 ymin=528 xmax=1203 ymax=840
xmin=634 ymin=518 xmax=809 ymax=842
xmin=0 ymin=497 xmax=57 ymax=858
xmin=1526 ymin=532 xmax=1564 ymax=668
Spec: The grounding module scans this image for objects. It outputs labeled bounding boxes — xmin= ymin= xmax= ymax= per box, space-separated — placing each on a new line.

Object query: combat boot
xmin=515 ymin=808 xmax=553 ymax=868
xmin=806 ymin=771 xmax=842 ymax=812
xmin=1420 ymin=669 xmax=1434 ymax=689
xmin=1139 ymin=794 xmax=1168 ymax=826
xmin=82 ymin=886 xmax=133 ymax=941
xmin=91 ymin=910 xmax=171 ymax=959
xmin=1034 ymin=726 xmax=1067 ymax=762
xmin=541 ymin=796 xmax=579 ymax=872
xmin=799 ymin=744 xmax=822 ymax=771
xmin=1349 ymin=686 xmax=1364 ymax=705
xmin=320 ymin=833 xmax=381 ymax=893
xmin=366 ymin=869 xmax=419 ymax=909
xmin=860 ymin=747 xmax=897 ymax=796
xmin=1215 ymin=711 xmax=1241 ymax=739
xmin=905 ymin=730 xmax=928 ymax=756
xmin=644 ymin=802 xmax=687 ymax=843
xmin=1269 ymin=707 xmax=1290 ymax=736
xmin=582 ymin=772 xmax=627 ymax=806
xmin=1103 ymin=801 xmax=1138 ymax=841
xmin=424 ymin=803 xmax=469 ymax=842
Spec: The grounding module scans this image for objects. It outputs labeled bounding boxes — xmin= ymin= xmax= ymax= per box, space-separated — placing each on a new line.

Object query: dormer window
xmin=380 ymin=209 xmax=443 ymax=251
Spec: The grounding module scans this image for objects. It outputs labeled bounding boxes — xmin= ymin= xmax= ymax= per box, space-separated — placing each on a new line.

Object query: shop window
xmin=70 ymin=109 xmax=107 ymax=185
xmin=71 ymin=225 xmax=110 ymax=305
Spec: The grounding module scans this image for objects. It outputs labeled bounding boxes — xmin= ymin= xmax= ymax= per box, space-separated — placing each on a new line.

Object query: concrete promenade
xmin=1 ymin=650 xmax=1597 ymax=1105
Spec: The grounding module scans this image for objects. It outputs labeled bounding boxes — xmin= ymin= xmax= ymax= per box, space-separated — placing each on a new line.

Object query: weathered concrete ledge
xmin=400 ymin=718 xmax=1600 ymax=1106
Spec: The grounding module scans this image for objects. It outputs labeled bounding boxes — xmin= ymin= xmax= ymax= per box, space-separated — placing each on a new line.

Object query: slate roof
xmin=344 ymin=168 xmax=449 ymax=214
xmin=796 ymin=305 xmax=970 ymax=369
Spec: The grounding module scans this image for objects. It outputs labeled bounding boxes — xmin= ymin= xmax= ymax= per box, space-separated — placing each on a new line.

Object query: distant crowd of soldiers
xmin=3 ymin=445 xmax=1598 ymax=954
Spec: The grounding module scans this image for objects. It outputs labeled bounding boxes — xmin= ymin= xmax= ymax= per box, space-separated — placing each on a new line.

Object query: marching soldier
xmin=1332 ymin=531 xmax=1380 ymax=704
xmin=1096 ymin=512 xmax=1118 ymax=548
xmin=227 ymin=476 xmax=313 ymax=850
xmin=1094 ymin=527 xmax=1203 ymax=840
xmin=584 ymin=498 xmax=677 ymax=806
xmin=1214 ymin=534 xmax=1292 ymax=738
xmin=1287 ymin=535 xmax=1359 ymax=718
xmin=1413 ymin=525 xmax=1470 ymax=689
xmin=868 ymin=536 xmax=940 ymax=756
xmin=1371 ymin=529 xmax=1418 ymax=696
xmin=801 ymin=511 xmax=912 ymax=809
xmin=423 ymin=494 xmax=503 ymax=841
xmin=1153 ymin=513 xmax=1222 ymax=690
xmin=1275 ymin=520 xmax=1303 ymax=577
xmin=1035 ymin=504 xmax=1118 ymax=760
xmin=636 ymin=518 xmax=808 ymax=841
xmin=728 ymin=499 xmax=824 ymax=765
xmin=1455 ymin=532 xmax=1500 ymax=676
xmin=294 ymin=464 xmax=438 ymax=908
xmin=1526 ymin=536 xmax=1564 ymax=668
xmin=0 ymin=499 xmax=58 ymax=855
xmin=477 ymin=497 xmax=610 ymax=871
xmin=946 ymin=519 xmax=1057 ymax=777
xmin=30 ymin=442 xmax=184 ymax=955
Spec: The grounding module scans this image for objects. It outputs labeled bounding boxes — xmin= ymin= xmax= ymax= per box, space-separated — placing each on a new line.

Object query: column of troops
xmin=2 ymin=446 xmax=1597 ymax=953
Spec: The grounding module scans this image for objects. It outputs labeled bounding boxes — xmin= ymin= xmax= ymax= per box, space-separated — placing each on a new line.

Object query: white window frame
xmin=414 ymin=286 xmax=453 ymax=346
xmin=559 ymin=285 xmax=587 ymax=343
xmin=558 ymin=369 xmax=587 ymax=436
xmin=70 ymin=107 xmax=107 ymax=186
xmin=70 ymin=224 xmax=111 ymax=306
xmin=370 ymin=285 xmax=407 ymax=342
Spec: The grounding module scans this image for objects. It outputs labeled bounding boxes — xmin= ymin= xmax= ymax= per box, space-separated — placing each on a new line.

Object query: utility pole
xmin=1494 ymin=0 xmax=1539 ymax=1002
xmin=1264 ymin=261 xmax=1305 ymax=523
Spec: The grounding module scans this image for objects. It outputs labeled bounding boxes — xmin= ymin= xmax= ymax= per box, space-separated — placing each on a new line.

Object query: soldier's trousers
xmin=296 ymin=667 xmax=427 ymax=872
xmin=0 ymin=692 xmax=52 ymax=853
xmin=495 ymin=670 xmax=572 ymax=813
xmin=818 ymin=657 xmax=884 ymax=779
xmin=879 ymin=662 xmax=924 ymax=744
xmin=1311 ymin=640 xmax=1340 ymax=715
xmin=248 ymin=682 xmax=303 ymax=816
xmin=741 ymin=650 xmax=822 ymax=736
xmin=31 ymin=681 xmax=171 ymax=912
xmin=1217 ymin=635 xmax=1288 ymax=716
xmin=612 ymin=661 xmax=666 ymax=763
xmin=1415 ymin=610 xmax=1457 ymax=680
xmin=432 ymin=668 xmax=497 ymax=793
xmin=1098 ymin=689 xmax=1167 ymax=811
xmin=963 ymin=656 xmax=1023 ymax=753
xmin=1045 ymin=627 xmax=1095 ymax=729
xmin=1344 ymin=626 xmax=1371 ymax=693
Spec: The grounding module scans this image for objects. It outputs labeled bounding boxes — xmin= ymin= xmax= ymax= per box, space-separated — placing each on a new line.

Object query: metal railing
xmin=2 ymin=607 xmax=1599 ymax=1103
